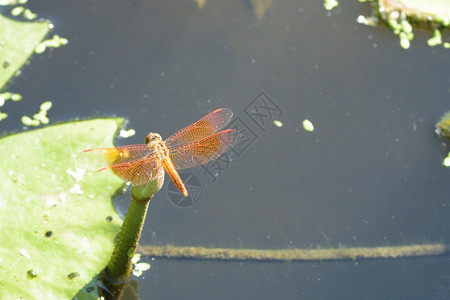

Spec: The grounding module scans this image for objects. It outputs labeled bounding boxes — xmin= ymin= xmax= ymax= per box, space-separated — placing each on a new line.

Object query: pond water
xmin=2 ymin=1 xmax=450 ymax=299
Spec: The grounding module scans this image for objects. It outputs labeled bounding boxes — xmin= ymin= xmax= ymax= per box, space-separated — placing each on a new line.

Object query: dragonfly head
xmin=145 ymin=132 xmax=162 ymax=145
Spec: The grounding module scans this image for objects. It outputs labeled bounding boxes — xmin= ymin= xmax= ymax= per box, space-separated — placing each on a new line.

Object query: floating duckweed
xmin=387 ymin=18 xmax=400 ymax=33
xmin=427 ymin=30 xmax=442 ymax=47
xmin=33 ymin=113 xmax=49 ymax=124
xmin=273 ymin=120 xmax=283 ymax=128
xmin=435 ymin=16 xmax=450 ymax=26
xmin=359 ymin=1 xmax=450 ymax=49
xmin=0 ymin=92 xmax=11 ymax=104
xmin=401 ymin=20 xmax=412 ymax=33
xmin=302 ymin=119 xmax=314 ymax=132
xmin=34 ymin=43 xmax=46 ymax=54
xmin=399 ymin=32 xmax=411 ymax=49
xmin=40 ymin=101 xmax=52 ymax=111
xmin=356 ymin=15 xmax=377 ymax=26
xmin=37 ymin=35 xmax=69 ymax=53
xmin=34 ymin=35 xmax=69 ymax=54
xmin=1 ymin=92 xmax=12 ymax=99
xmin=22 ymin=101 xmax=52 ymax=126
xmin=11 ymin=93 xmax=22 ymax=101
xmin=0 ymin=111 xmax=8 ymax=121
xmin=324 ymin=0 xmax=338 ymax=11
xmin=435 ymin=111 xmax=450 ymax=140
xmin=131 ymin=253 xmax=141 ymax=264
xmin=0 ymin=92 xmax=22 ymax=108
xmin=44 ymin=39 xmax=59 ymax=48
xmin=27 ymin=270 xmax=37 ymax=278
xmin=119 ymin=128 xmax=136 ymax=138
xmin=59 ymin=37 xmax=68 ymax=45
xmin=444 ymin=42 xmax=450 ymax=49
xmin=443 ymin=153 xmax=450 ymax=167
xmin=133 ymin=262 xmax=151 ymax=277
xmin=18 ymin=0 xmax=28 ymax=4
xmin=23 ymin=8 xmax=37 ymax=20
xmin=21 ymin=116 xmax=33 ymax=126
xmin=11 ymin=6 xmax=24 ymax=16
xmin=131 ymin=253 xmax=151 ymax=277
xmin=386 ymin=16 xmax=415 ymax=49
xmin=46 ymin=35 xmax=68 ymax=46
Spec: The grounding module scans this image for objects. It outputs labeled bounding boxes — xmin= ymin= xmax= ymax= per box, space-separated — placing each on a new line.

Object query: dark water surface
xmin=2 ymin=1 xmax=450 ymax=299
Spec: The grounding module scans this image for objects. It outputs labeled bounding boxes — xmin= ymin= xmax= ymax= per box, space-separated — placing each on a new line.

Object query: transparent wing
xmin=104 ymin=155 xmax=163 ymax=186
xmin=165 ymin=108 xmax=233 ymax=148
xmin=169 ymin=129 xmax=237 ymax=170
xmin=84 ymin=144 xmax=153 ymax=165
xmin=84 ymin=144 xmax=161 ymax=186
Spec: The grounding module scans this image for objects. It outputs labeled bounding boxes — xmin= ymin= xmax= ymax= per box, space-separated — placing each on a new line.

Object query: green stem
xmin=100 ymin=177 xmax=162 ymax=298
xmin=104 ymin=193 xmax=152 ymax=281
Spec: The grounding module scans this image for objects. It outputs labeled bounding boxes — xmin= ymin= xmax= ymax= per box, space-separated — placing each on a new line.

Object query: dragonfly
xmin=84 ymin=108 xmax=237 ymax=197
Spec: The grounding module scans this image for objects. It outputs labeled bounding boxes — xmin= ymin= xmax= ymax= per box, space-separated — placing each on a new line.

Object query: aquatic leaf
xmin=0 ymin=14 xmax=50 ymax=90
xmin=0 ymin=118 xmax=125 ymax=298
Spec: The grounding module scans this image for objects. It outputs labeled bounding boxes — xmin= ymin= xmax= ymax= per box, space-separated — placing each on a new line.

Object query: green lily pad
xmin=0 ymin=14 xmax=50 ymax=90
xmin=0 ymin=118 xmax=125 ymax=299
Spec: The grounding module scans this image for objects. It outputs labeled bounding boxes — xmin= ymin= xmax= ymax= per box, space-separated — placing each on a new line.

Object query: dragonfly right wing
xmin=169 ymin=129 xmax=238 ymax=170
xmin=164 ymin=108 xmax=233 ymax=148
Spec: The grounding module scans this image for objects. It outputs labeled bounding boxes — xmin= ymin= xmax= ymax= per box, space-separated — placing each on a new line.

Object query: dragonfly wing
xmin=106 ymin=155 xmax=164 ymax=186
xmin=84 ymin=144 xmax=162 ymax=186
xmin=84 ymin=144 xmax=152 ymax=165
xmin=169 ymin=129 xmax=238 ymax=170
xmin=165 ymin=108 xmax=233 ymax=148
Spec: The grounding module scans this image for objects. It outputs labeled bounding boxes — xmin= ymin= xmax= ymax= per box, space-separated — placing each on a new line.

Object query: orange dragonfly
xmin=84 ymin=108 xmax=237 ymax=197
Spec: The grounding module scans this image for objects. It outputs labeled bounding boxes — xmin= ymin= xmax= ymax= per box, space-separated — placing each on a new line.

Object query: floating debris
xmin=193 ymin=0 xmax=206 ymax=8
xmin=273 ymin=120 xmax=283 ymax=128
xmin=302 ymin=119 xmax=314 ymax=132
xmin=443 ymin=153 xmax=450 ymax=167
xmin=324 ymin=0 xmax=339 ymax=11
xmin=20 ymin=248 xmax=30 ymax=259
xmin=435 ymin=111 xmax=450 ymax=141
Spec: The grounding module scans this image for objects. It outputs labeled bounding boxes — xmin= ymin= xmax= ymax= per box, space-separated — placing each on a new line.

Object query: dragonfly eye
xmin=145 ymin=132 xmax=162 ymax=145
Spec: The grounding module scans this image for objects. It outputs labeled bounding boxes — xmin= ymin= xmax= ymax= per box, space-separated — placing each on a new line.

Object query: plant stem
xmin=104 ymin=193 xmax=152 ymax=281
xmin=100 ymin=177 xmax=162 ymax=298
